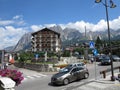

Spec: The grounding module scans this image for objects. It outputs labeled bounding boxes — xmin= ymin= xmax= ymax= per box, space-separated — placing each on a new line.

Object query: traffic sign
xmin=35 ymin=54 xmax=39 ymax=60
xmin=93 ymin=49 xmax=98 ymax=56
xmin=89 ymin=41 xmax=95 ymax=49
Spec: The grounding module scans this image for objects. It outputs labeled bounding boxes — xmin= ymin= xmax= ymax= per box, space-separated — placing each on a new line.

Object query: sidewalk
xmin=72 ymin=73 xmax=120 ymax=90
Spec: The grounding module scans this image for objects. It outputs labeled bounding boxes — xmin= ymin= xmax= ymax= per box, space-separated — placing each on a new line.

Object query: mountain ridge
xmin=5 ymin=25 xmax=120 ymax=52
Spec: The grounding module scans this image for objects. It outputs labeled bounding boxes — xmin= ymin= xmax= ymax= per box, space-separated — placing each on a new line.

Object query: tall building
xmin=31 ymin=28 xmax=61 ymax=52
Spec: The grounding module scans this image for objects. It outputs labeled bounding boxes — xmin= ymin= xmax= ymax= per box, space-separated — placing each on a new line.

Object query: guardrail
xmin=100 ymin=66 xmax=120 ymax=78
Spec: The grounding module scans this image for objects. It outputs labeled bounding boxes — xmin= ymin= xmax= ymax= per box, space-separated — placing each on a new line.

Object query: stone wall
xmin=14 ymin=63 xmax=58 ymax=72
xmin=14 ymin=57 xmax=81 ymax=72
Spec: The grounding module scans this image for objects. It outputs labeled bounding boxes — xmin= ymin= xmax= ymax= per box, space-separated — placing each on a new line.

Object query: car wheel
xmin=84 ymin=73 xmax=89 ymax=79
xmin=63 ymin=78 xmax=69 ymax=85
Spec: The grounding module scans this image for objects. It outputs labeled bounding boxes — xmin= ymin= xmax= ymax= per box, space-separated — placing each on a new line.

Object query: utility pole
xmin=1 ymin=50 xmax=5 ymax=69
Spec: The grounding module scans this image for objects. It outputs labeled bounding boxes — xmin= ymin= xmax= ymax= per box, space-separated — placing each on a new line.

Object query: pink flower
xmin=0 ymin=69 xmax=24 ymax=86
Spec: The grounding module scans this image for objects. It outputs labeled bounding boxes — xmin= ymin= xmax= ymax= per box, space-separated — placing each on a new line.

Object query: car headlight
xmin=57 ymin=77 xmax=63 ymax=80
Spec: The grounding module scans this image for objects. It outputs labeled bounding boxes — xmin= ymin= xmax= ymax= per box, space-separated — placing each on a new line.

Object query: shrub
xmin=54 ymin=64 xmax=68 ymax=69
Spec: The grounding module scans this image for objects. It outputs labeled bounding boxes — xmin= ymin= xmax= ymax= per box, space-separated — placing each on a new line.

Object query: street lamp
xmin=95 ymin=0 xmax=116 ymax=81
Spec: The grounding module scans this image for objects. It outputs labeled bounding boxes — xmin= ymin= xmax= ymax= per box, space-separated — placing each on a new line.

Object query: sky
xmin=0 ymin=0 xmax=120 ymax=49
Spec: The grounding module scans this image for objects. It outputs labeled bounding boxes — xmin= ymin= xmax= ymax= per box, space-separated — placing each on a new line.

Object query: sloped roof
xmin=32 ymin=28 xmax=60 ymax=36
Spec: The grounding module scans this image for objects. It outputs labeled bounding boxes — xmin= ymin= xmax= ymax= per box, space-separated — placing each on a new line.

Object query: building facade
xmin=31 ymin=28 xmax=61 ymax=52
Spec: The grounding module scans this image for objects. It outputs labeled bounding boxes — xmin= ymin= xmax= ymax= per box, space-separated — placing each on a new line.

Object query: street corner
xmin=114 ymin=83 xmax=120 ymax=86
xmin=74 ymin=80 xmax=114 ymax=90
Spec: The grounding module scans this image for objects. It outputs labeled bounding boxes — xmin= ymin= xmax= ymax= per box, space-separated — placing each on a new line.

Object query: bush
xmin=54 ymin=64 xmax=68 ymax=69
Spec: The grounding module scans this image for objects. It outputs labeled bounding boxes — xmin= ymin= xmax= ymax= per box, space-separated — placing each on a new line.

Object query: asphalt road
xmin=15 ymin=61 xmax=120 ymax=90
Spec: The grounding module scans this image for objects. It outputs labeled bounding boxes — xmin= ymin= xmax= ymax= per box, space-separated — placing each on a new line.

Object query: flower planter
xmin=0 ymin=69 xmax=24 ymax=86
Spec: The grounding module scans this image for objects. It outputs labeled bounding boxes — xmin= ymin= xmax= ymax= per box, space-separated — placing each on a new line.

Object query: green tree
xmin=95 ymin=36 xmax=103 ymax=50
xmin=18 ymin=52 xmax=34 ymax=63
xmin=62 ymin=50 xmax=70 ymax=57
xmin=73 ymin=47 xmax=84 ymax=55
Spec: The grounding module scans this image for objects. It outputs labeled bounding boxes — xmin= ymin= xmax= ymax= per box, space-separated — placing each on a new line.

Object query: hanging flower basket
xmin=0 ymin=69 xmax=24 ymax=86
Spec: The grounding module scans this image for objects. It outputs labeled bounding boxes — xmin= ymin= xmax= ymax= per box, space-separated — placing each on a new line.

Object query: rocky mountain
xmin=49 ymin=25 xmax=83 ymax=41
xmin=87 ymin=29 xmax=120 ymax=40
xmin=13 ymin=33 xmax=32 ymax=52
xmin=5 ymin=25 xmax=120 ymax=52
xmin=4 ymin=46 xmax=15 ymax=52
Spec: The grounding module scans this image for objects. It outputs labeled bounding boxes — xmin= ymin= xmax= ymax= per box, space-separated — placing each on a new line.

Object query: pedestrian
xmin=91 ymin=59 xmax=94 ymax=64
xmin=4 ymin=62 xmax=8 ymax=69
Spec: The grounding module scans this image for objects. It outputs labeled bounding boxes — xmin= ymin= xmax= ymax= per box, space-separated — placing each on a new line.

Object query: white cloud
xmin=0 ymin=26 xmax=27 ymax=49
xmin=0 ymin=15 xmax=26 ymax=26
xmin=0 ymin=20 xmax=14 ymax=25
xmin=0 ymin=15 xmax=120 ymax=50
xmin=30 ymin=25 xmax=43 ymax=31
xmin=92 ymin=19 xmax=107 ymax=32
xmin=13 ymin=15 xmax=22 ymax=20
xmin=109 ymin=16 xmax=120 ymax=30
xmin=59 ymin=17 xmax=120 ymax=32
xmin=30 ymin=24 xmax=57 ymax=32
xmin=44 ymin=24 xmax=56 ymax=27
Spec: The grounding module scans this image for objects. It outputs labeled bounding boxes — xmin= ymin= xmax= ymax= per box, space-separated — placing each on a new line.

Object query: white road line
xmin=22 ymin=74 xmax=47 ymax=82
xmin=27 ymin=76 xmax=35 ymax=79
xmin=33 ymin=75 xmax=42 ymax=78
xmin=38 ymin=74 xmax=47 ymax=77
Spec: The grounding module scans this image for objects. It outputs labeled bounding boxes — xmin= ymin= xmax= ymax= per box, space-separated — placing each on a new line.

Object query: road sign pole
xmin=94 ymin=57 xmax=97 ymax=80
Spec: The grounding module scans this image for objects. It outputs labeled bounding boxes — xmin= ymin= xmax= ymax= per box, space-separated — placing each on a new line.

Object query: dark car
xmin=101 ymin=56 xmax=111 ymax=65
xmin=51 ymin=67 xmax=89 ymax=85
xmin=112 ymin=55 xmax=120 ymax=61
xmin=95 ymin=54 xmax=106 ymax=62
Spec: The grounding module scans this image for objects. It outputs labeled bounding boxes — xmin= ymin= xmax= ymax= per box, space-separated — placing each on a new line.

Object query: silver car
xmin=59 ymin=62 xmax=86 ymax=72
xmin=51 ymin=67 xmax=89 ymax=85
xmin=67 ymin=62 xmax=86 ymax=68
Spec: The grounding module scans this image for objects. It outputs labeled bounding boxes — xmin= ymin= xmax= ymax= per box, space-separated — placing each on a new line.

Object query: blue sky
xmin=0 ymin=0 xmax=120 ymax=49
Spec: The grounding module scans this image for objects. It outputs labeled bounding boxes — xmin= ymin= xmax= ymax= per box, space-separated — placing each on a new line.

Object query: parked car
xmin=101 ymin=56 xmax=111 ymax=65
xmin=77 ymin=55 xmax=84 ymax=59
xmin=112 ymin=55 xmax=120 ymax=61
xmin=51 ymin=67 xmax=89 ymax=85
xmin=95 ymin=54 xmax=106 ymax=62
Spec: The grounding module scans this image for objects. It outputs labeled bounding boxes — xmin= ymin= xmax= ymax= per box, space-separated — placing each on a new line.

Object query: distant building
xmin=31 ymin=28 xmax=61 ymax=52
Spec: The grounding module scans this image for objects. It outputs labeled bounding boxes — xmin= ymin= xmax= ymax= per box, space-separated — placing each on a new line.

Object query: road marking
xmin=38 ymin=74 xmax=47 ymax=77
xmin=114 ymin=84 xmax=120 ymax=86
xmin=27 ymin=76 xmax=35 ymax=79
xmin=32 ymin=75 xmax=42 ymax=78
xmin=22 ymin=74 xmax=47 ymax=82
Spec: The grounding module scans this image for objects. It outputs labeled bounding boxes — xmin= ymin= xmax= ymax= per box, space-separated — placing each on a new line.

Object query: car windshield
xmin=112 ymin=55 xmax=119 ymax=58
xmin=59 ymin=67 xmax=72 ymax=73
xmin=67 ymin=64 xmax=73 ymax=67
xmin=102 ymin=56 xmax=110 ymax=61
xmin=66 ymin=63 xmax=84 ymax=67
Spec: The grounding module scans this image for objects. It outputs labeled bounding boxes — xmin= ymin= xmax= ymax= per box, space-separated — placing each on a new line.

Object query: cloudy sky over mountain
xmin=0 ymin=0 xmax=120 ymax=49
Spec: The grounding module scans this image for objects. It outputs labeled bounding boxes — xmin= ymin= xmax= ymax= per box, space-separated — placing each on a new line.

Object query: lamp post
xmin=95 ymin=0 xmax=116 ymax=81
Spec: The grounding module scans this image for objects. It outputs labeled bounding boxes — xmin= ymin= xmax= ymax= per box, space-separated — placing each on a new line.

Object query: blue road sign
xmin=89 ymin=41 xmax=95 ymax=49
xmin=35 ymin=54 xmax=39 ymax=60
xmin=93 ymin=49 xmax=98 ymax=56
